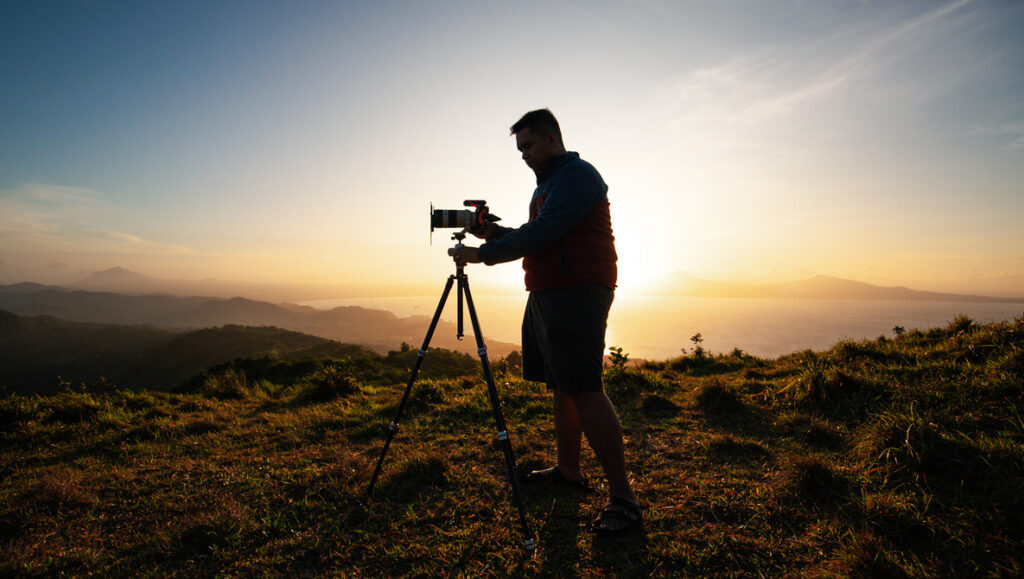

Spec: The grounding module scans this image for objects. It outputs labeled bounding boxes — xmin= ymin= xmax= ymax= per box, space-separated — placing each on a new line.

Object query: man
xmin=452 ymin=109 xmax=640 ymax=536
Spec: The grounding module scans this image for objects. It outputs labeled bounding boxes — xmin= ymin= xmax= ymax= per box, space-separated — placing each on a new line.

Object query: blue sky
xmin=2 ymin=0 xmax=1022 ymax=296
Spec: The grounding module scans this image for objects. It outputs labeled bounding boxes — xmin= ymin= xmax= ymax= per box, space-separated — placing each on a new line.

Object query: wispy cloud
xmin=660 ymin=1 xmax=977 ymax=129
xmin=0 ymin=183 xmax=107 ymax=235
xmin=759 ymin=0 xmax=974 ymax=115
xmin=972 ymin=122 xmax=1024 ymax=151
xmin=0 ymin=182 xmax=196 ymax=256
xmin=17 ymin=183 xmax=108 ymax=207
xmin=106 ymin=231 xmax=195 ymax=255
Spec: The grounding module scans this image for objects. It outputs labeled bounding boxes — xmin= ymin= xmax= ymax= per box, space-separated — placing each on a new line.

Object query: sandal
xmin=593 ymin=496 xmax=642 ymax=537
xmin=522 ymin=467 xmax=592 ymax=491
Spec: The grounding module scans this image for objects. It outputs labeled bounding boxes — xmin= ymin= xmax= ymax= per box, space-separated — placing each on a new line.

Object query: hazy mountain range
xmin=69 ymin=266 xmax=437 ymax=302
xmin=0 ymin=280 xmax=518 ymax=358
xmin=661 ymin=273 xmax=1024 ymax=302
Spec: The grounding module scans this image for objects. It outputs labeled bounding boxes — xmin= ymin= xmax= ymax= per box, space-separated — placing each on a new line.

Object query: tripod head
xmin=447 ymin=231 xmax=468 ymax=261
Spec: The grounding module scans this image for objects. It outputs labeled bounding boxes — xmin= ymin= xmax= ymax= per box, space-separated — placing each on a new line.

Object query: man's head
xmin=511 ymin=109 xmax=566 ymax=176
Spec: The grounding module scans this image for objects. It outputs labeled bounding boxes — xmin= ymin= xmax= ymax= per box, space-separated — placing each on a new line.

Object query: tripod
xmin=366 ymin=232 xmax=535 ymax=552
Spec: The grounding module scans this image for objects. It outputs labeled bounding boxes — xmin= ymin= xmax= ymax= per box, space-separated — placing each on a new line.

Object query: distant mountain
xmin=73 ymin=267 xmax=224 ymax=296
xmin=79 ymin=266 xmax=153 ymax=287
xmin=0 ymin=284 xmax=518 ymax=357
xmin=661 ymin=274 xmax=1024 ymax=303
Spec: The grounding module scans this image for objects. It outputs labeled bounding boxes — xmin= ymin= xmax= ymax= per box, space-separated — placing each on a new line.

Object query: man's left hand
xmin=451 ymin=246 xmax=481 ymax=267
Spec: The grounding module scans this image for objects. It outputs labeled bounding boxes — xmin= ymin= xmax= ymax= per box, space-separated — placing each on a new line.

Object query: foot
xmin=522 ymin=466 xmax=590 ymax=490
xmin=593 ymin=496 xmax=642 ymax=537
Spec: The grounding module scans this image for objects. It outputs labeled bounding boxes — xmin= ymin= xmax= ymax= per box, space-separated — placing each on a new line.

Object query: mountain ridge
xmin=23 ymin=266 xmax=1024 ymax=303
xmin=0 ymin=283 xmax=518 ymax=358
xmin=662 ymin=273 xmax=1024 ymax=302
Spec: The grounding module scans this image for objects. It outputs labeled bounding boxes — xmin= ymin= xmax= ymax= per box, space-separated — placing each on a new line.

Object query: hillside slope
xmin=0 ymin=310 xmax=344 ymax=394
xmin=1 ymin=314 xmax=1021 ymax=576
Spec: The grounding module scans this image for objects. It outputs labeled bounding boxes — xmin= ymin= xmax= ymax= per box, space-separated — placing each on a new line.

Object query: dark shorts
xmin=522 ymin=283 xmax=614 ymax=393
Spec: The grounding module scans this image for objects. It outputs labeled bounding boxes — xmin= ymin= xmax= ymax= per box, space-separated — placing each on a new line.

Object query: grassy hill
xmin=0 ymin=310 xmax=348 ymax=394
xmin=1 ymin=314 xmax=1022 ymax=576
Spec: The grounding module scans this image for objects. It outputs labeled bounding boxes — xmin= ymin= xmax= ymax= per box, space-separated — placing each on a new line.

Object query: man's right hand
xmin=470 ymin=222 xmax=496 ymax=240
xmin=451 ymin=246 xmax=481 ymax=267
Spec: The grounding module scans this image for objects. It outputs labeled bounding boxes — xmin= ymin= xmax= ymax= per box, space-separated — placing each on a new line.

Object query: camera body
xmin=431 ymin=199 xmax=500 ymax=236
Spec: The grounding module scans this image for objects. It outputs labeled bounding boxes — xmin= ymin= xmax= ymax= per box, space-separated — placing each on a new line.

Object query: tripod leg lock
xmin=496 ymin=430 xmax=509 ymax=441
xmin=477 ymin=347 xmax=487 ymax=357
xmin=388 ymin=421 xmax=400 ymax=433
xmin=418 ymin=349 xmax=427 ymax=358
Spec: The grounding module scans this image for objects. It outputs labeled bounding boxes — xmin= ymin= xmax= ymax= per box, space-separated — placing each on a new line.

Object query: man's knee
xmin=564 ymin=390 xmax=611 ymax=412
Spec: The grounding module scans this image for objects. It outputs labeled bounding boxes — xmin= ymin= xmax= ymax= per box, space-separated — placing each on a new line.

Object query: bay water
xmin=299 ymin=294 xmax=1023 ymax=361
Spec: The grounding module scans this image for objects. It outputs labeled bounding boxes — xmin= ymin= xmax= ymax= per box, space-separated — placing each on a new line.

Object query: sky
xmin=2 ymin=0 xmax=1023 ymax=298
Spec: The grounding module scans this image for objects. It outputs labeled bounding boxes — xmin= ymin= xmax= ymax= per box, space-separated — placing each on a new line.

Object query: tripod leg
xmin=456 ymin=265 xmax=464 ymax=339
xmin=366 ymin=275 xmax=456 ymax=499
xmin=460 ymin=274 xmax=535 ymax=552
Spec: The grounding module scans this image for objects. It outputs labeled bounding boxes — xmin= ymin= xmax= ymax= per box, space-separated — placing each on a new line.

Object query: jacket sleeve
xmin=488 ymin=224 xmax=514 ymax=240
xmin=477 ymin=164 xmax=605 ymax=265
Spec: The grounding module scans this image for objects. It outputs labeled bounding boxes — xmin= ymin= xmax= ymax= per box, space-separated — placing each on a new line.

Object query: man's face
xmin=515 ymin=128 xmax=560 ymax=175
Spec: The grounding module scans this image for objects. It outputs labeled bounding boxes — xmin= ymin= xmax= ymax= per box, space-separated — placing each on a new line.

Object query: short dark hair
xmin=510 ymin=108 xmax=562 ymax=142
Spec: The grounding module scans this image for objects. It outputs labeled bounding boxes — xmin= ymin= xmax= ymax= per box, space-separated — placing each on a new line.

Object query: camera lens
xmin=431 ymin=209 xmax=472 ymax=229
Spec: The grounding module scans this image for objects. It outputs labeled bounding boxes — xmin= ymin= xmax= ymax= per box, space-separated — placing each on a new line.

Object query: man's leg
xmin=552 ymin=391 xmax=584 ymax=480
xmin=568 ymin=390 xmax=635 ymax=502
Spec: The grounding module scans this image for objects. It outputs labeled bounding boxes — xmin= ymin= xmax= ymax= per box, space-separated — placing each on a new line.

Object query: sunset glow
xmin=2 ymin=1 xmax=1022 ymax=298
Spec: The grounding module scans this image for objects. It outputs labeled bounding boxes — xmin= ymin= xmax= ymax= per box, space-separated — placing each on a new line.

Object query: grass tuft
xmin=201 ymin=368 xmax=250 ymax=399
xmin=783 ymin=455 xmax=851 ymax=504
xmin=38 ymin=391 xmax=103 ymax=424
xmin=694 ymin=381 xmax=745 ymax=415
xmin=294 ymin=364 xmax=359 ymax=403
xmin=638 ymin=393 xmax=680 ymax=417
xmin=20 ymin=467 xmax=95 ymax=514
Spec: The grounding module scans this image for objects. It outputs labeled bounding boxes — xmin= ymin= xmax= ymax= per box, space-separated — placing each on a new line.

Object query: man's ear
xmin=544 ymin=130 xmax=562 ymax=148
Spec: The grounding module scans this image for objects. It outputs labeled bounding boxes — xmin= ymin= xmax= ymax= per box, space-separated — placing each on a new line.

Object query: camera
xmin=430 ymin=199 xmax=500 ymax=235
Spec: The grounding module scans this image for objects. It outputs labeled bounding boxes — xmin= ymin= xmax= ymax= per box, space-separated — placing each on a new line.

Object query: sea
xmin=298 ymin=294 xmax=1024 ymax=361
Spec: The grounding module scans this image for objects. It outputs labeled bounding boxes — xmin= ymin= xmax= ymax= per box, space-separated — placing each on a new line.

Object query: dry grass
xmin=1 ymin=314 xmax=1022 ymax=576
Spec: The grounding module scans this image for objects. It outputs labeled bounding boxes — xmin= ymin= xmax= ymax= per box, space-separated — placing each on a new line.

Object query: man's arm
xmin=453 ymin=222 xmax=513 ymax=266
xmin=471 ymin=222 xmax=513 ymax=241
xmin=477 ymin=164 xmax=605 ymax=265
